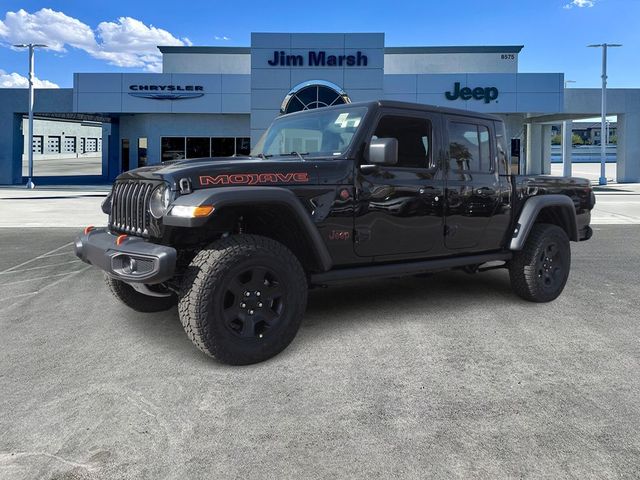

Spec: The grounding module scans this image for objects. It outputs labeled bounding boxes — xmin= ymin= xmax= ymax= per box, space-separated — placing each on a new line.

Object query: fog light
xmin=123 ymin=256 xmax=138 ymax=274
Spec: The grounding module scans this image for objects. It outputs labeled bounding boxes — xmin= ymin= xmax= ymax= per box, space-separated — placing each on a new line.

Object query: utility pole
xmin=588 ymin=43 xmax=622 ymax=185
xmin=13 ymin=43 xmax=48 ymax=189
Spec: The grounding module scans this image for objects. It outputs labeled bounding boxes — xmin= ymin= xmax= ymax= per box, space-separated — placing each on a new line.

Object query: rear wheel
xmin=178 ymin=235 xmax=307 ymax=365
xmin=509 ymin=223 xmax=571 ymax=302
xmin=105 ymin=275 xmax=177 ymax=312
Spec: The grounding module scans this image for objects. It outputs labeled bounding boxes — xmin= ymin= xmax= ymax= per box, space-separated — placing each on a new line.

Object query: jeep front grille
xmin=109 ymin=181 xmax=155 ymax=237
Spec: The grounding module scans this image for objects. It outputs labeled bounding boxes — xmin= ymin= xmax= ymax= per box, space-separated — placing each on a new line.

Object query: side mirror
xmin=368 ymin=138 xmax=398 ymax=166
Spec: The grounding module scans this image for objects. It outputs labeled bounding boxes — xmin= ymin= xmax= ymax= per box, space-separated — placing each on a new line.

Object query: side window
xmin=373 ymin=115 xmax=431 ymax=169
xmin=448 ymin=122 xmax=492 ymax=173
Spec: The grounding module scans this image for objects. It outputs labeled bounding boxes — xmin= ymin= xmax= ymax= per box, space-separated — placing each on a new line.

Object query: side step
xmin=310 ymin=252 xmax=512 ymax=285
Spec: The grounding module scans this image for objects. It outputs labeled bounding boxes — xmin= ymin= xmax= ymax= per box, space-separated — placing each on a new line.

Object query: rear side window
xmin=448 ymin=122 xmax=491 ymax=173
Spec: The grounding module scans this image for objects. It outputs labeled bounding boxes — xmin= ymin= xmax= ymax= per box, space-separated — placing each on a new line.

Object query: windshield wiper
xmin=283 ymin=151 xmax=309 ymax=162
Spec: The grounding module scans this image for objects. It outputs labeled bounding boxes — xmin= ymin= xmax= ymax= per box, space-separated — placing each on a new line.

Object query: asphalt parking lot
xmin=1 ymin=224 xmax=639 ymax=479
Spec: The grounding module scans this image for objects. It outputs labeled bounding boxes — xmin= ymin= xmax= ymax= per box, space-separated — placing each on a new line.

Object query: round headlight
xmin=149 ymin=184 xmax=172 ymax=219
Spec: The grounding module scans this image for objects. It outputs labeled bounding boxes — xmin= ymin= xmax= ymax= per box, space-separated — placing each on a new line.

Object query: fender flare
xmin=163 ymin=186 xmax=333 ymax=271
xmin=510 ymin=194 xmax=578 ymax=250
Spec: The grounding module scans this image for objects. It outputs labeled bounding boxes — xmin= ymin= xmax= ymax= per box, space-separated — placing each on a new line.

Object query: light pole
xmin=588 ymin=43 xmax=622 ymax=185
xmin=562 ymin=80 xmax=576 ymax=177
xmin=13 ymin=43 xmax=48 ymax=189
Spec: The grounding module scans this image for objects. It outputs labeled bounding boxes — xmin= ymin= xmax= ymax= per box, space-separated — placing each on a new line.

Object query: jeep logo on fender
xmin=199 ymin=172 xmax=310 ymax=186
xmin=445 ymin=82 xmax=499 ymax=103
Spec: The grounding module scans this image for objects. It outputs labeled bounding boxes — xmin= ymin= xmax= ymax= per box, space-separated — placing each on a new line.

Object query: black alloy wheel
xmin=534 ymin=238 xmax=566 ymax=294
xmin=221 ymin=266 xmax=285 ymax=339
xmin=178 ymin=235 xmax=308 ymax=365
xmin=509 ymin=223 xmax=571 ymax=302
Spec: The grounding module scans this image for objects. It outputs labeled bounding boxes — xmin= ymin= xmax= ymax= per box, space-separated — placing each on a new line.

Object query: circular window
xmin=280 ymin=80 xmax=350 ymax=114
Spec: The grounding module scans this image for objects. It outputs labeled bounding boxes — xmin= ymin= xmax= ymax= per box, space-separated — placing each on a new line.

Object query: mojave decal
xmin=199 ymin=172 xmax=310 ymax=186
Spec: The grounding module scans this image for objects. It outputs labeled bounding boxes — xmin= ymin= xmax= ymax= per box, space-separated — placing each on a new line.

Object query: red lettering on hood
xmin=199 ymin=172 xmax=309 ymax=186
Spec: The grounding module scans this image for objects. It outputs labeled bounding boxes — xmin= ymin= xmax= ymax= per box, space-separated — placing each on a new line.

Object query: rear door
xmin=443 ymin=116 xmax=501 ymax=251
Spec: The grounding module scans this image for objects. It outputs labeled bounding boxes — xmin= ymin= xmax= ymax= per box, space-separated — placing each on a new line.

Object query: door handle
xmin=476 ymin=187 xmax=496 ymax=196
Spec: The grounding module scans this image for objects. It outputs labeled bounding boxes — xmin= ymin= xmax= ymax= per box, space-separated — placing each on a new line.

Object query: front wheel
xmin=178 ymin=235 xmax=308 ymax=365
xmin=509 ymin=223 xmax=571 ymax=302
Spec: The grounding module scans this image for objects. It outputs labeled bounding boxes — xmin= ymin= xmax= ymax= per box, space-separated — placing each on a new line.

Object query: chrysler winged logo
xmin=128 ymin=84 xmax=204 ymax=100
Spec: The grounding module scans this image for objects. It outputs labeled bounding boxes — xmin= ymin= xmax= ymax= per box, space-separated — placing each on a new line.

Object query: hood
xmin=116 ymin=156 xmax=354 ymax=189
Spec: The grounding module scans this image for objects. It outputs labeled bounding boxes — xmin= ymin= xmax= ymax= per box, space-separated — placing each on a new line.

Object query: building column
xmin=562 ymin=120 xmax=572 ymax=177
xmin=542 ymin=125 xmax=552 ymax=174
xmin=525 ymin=123 xmax=543 ymax=174
xmin=616 ymin=113 xmax=640 ymax=183
xmin=106 ymin=119 xmax=120 ymax=182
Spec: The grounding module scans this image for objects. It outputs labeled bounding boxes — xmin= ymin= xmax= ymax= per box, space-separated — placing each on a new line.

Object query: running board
xmin=310 ymin=252 xmax=512 ymax=285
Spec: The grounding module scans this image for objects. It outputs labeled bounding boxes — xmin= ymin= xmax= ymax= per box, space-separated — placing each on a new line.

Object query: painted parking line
xmin=0 ymin=260 xmax=81 ymax=275
xmin=0 ymin=265 xmax=91 ymax=312
xmin=0 ymin=242 xmax=72 ymax=274
xmin=0 ymin=269 xmax=88 ymax=287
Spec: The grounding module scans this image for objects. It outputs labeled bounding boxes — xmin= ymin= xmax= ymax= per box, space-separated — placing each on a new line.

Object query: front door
xmin=354 ymin=111 xmax=445 ymax=259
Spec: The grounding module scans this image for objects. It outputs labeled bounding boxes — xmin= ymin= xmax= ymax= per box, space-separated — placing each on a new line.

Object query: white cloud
xmin=0 ymin=69 xmax=59 ymax=88
xmin=0 ymin=8 xmax=190 ymax=71
xmin=0 ymin=9 xmax=95 ymax=52
xmin=214 ymin=35 xmax=231 ymax=41
xmin=564 ymin=0 xmax=596 ymax=9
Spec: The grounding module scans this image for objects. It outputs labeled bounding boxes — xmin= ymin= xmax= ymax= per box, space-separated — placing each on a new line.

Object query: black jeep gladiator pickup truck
xmin=75 ymin=100 xmax=595 ymax=365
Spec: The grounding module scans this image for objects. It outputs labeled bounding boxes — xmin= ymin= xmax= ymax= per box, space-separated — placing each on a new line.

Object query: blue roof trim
xmin=158 ymin=46 xmax=251 ymax=54
xmin=159 ymin=45 xmax=524 ymax=55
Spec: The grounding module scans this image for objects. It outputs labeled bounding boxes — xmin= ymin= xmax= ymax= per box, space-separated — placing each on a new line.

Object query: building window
xmin=236 ymin=137 xmax=251 ymax=156
xmin=161 ymin=137 xmax=186 ymax=162
xmin=186 ymin=137 xmax=211 ymax=158
xmin=281 ymin=80 xmax=350 ymax=114
xmin=80 ymin=137 xmax=86 ymax=154
xmin=161 ymin=137 xmax=251 ymax=162
xmin=211 ymin=137 xmax=235 ymax=157
xmin=46 ymin=136 xmax=61 ymax=154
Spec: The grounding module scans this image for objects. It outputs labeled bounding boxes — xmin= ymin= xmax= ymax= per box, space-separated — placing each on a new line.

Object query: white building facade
xmin=0 ymin=32 xmax=638 ymax=184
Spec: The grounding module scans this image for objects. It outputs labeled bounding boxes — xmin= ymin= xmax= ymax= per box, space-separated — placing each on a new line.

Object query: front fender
xmin=163 ymin=186 xmax=333 ymax=271
xmin=510 ymin=194 xmax=578 ymax=250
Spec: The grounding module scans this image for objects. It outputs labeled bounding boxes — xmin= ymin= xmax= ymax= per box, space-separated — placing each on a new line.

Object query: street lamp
xmin=588 ymin=43 xmax=622 ymax=185
xmin=13 ymin=43 xmax=48 ymax=189
xmin=562 ymin=81 xmax=576 ymax=177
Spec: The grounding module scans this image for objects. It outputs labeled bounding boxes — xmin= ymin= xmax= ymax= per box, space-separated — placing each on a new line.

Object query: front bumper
xmin=74 ymin=228 xmax=176 ymax=284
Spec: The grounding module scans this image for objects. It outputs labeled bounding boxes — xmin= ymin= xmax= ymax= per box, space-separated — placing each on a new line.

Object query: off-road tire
xmin=509 ymin=223 xmax=571 ymax=302
xmin=178 ymin=235 xmax=308 ymax=365
xmin=105 ymin=275 xmax=178 ymax=312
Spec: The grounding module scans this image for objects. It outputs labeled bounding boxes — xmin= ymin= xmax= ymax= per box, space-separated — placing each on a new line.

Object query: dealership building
xmin=0 ymin=32 xmax=639 ymax=185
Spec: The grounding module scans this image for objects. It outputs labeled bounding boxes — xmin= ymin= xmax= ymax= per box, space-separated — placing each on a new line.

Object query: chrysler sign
xmin=128 ymin=84 xmax=204 ymax=100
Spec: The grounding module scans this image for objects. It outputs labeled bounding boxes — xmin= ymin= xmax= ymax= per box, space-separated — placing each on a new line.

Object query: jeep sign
xmin=445 ymin=82 xmax=499 ymax=103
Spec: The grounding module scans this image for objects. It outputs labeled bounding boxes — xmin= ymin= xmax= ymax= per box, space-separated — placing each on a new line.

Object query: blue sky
xmin=0 ymin=0 xmax=638 ymax=88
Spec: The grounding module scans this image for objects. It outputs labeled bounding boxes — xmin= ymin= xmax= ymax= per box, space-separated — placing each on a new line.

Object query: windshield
xmin=251 ymin=105 xmax=368 ymax=158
